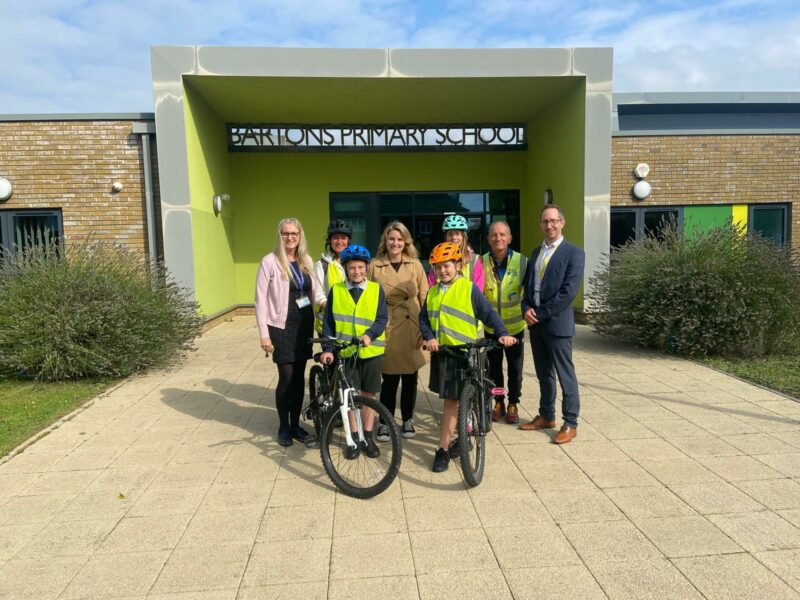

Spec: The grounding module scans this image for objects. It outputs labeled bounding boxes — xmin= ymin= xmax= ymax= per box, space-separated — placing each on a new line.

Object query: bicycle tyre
xmin=307 ymin=365 xmax=330 ymax=438
xmin=458 ymin=381 xmax=486 ymax=487
xmin=319 ymin=395 xmax=402 ymax=499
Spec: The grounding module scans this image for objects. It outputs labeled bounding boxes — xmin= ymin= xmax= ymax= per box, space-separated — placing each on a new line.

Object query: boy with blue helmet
xmin=321 ymin=244 xmax=388 ymax=459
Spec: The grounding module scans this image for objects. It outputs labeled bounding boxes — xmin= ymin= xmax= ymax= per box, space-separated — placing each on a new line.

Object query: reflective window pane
xmin=610 ymin=210 xmax=636 ymax=248
xmin=643 ymin=210 xmax=679 ymax=240
xmin=751 ymin=206 xmax=786 ymax=245
xmin=379 ymin=194 xmax=412 ymax=214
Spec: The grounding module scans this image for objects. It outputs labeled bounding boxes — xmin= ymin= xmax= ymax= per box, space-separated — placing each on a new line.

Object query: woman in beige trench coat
xmin=368 ymin=221 xmax=429 ymax=441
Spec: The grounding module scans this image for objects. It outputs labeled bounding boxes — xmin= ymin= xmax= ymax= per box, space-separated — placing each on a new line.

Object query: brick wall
xmin=0 ymin=119 xmax=161 ymax=258
xmin=612 ymin=134 xmax=800 ymax=249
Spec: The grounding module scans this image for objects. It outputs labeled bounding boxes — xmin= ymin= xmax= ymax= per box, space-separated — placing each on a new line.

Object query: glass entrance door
xmin=330 ymin=190 xmax=520 ymax=267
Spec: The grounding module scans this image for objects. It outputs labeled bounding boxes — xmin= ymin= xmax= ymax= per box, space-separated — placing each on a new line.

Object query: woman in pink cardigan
xmin=255 ymin=218 xmax=316 ymax=447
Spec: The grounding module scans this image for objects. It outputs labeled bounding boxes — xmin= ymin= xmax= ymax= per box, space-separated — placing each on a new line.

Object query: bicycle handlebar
xmin=426 ymin=338 xmax=502 ymax=353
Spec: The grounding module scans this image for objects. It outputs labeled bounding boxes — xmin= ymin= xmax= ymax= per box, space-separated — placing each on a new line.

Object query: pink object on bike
xmin=491 ymin=387 xmax=506 ymax=396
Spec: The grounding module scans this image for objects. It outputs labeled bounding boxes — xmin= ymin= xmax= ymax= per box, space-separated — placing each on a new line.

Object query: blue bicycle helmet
xmin=442 ymin=214 xmax=469 ymax=231
xmin=340 ymin=244 xmax=371 ymax=264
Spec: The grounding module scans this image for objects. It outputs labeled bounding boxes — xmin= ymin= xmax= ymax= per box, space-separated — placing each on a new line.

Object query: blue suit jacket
xmin=521 ymin=239 xmax=585 ymax=337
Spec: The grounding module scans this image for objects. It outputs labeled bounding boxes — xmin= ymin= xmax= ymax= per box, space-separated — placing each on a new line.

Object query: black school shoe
xmin=448 ymin=437 xmax=472 ymax=459
xmin=277 ymin=428 xmax=293 ymax=447
xmin=292 ymin=426 xmax=310 ymax=443
xmin=432 ymin=447 xmax=450 ymax=472
xmin=361 ymin=431 xmax=381 ymax=458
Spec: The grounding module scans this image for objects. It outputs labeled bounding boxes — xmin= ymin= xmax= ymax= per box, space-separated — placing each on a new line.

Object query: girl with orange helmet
xmin=427 ymin=214 xmax=485 ymax=291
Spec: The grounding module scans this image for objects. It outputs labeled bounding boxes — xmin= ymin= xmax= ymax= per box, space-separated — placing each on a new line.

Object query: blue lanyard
xmin=289 ymin=261 xmax=305 ymax=290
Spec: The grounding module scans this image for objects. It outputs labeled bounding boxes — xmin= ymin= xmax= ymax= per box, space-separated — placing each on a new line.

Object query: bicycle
xmin=434 ymin=339 xmax=506 ymax=487
xmin=306 ymin=337 xmax=402 ymax=498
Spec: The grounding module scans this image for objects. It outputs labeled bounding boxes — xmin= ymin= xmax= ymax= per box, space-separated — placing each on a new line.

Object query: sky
xmin=1 ymin=0 xmax=799 ymax=114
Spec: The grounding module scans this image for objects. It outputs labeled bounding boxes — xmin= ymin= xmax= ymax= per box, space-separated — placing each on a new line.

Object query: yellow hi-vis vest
xmin=426 ymin=276 xmax=478 ymax=346
xmin=331 ymin=281 xmax=386 ymax=359
xmin=315 ymin=259 xmax=345 ymax=333
xmin=482 ymin=250 xmax=527 ymax=335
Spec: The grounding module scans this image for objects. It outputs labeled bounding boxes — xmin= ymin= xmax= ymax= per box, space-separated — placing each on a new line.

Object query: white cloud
xmin=0 ymin=0 xmax=798 ymax=113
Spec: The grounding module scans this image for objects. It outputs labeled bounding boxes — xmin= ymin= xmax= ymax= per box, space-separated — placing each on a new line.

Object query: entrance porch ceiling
xmin=184 ymin=75 xmax=579 ymax=123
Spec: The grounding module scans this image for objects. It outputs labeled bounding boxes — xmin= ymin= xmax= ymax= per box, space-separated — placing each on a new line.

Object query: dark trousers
xmin=275 ymin=360 xmax=307 ymax=432
xmin=530 ymin=326 xmax=580 ymax=428
xmin=380 ymin=372 xmax=418 ymax=423
xmin=486 ymin=331 xmax=525 ymax=404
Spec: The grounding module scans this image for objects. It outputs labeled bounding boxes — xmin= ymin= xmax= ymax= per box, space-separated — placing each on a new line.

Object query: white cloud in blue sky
xmin=1 ymin=0 xmax=799 ymax=113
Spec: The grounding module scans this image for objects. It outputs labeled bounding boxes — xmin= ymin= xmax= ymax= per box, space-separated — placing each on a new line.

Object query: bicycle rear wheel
xmin=319 ymin=395 xmax=402 ymax=499
xmin=457 ymin=382 xmax=486 ymax=487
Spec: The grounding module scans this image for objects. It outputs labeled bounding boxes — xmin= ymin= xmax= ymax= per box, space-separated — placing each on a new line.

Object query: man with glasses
xmin=519 ymin=204 xmax=585 ymax=444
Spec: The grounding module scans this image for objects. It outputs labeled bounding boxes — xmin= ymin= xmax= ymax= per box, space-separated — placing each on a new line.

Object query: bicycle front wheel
xmin=319 ymin=395 xmax=402 ymax=499
xmin=458 ymin=382 xmax=486 ymax=487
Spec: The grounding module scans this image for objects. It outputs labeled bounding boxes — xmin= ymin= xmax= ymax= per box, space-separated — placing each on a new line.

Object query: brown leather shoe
xmin=553 ymin=425 xmax=577 ymax=444
xmin=519 ymin=415 xmax=556 ymax=431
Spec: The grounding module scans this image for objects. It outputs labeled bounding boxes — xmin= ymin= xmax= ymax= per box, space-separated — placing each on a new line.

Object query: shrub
xmin=591 ymin=221 xmax=800 ymax=357
xmin=0 ymin=241 xmax=203 ymax=380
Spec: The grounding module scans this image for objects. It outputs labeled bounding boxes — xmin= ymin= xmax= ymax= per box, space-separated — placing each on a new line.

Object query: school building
xmin=1 ymin=47 xmax=798 ymax=322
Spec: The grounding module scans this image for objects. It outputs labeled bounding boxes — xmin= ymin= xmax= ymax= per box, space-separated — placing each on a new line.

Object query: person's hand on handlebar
xmin=424 ymin=339 xmax=439 ymax=353
xmin=360 ymin=334 xmax=372 ymax=347
xmin=498 ymin=335 xmax=518 ymax=347
xmin=320 ymin=352 xmax=334 ymax=365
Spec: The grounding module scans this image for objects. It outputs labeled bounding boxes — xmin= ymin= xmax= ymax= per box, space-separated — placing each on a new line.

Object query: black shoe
xmin=342 ymin=433 xmax=360 ymax=460
xmin=291 ymin=426 xmax=310 ymax=443
xmin=277 ymin=428 xmax=293 ymax=447
xmin=361 ymin=431 xmax=380 ymax=458
xmin=432 ymin=447 xmax=450 ymax=472
xmin=448 ymin=437 xmax=472 ymax=459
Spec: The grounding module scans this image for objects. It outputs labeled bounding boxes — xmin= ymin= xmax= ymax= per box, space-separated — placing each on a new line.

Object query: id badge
xmin=296 ymin=295 xmax=311 ymax=309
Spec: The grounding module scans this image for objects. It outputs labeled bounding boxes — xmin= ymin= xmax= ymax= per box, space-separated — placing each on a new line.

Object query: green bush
xmin=591 ymin=221 xmax=800 ymax=357
xmin=0 ymin=241 xmax=203 ymax=380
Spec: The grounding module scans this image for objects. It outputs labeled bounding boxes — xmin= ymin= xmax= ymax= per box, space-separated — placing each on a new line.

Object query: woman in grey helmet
xmin=313 ymin=219 xmax=352 ymax=334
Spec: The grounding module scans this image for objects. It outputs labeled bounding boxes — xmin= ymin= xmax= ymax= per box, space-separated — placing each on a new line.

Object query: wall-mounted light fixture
xmin=212 ymin=193 xmax=230 ymax=216
xmin=631 ymin=163 xmax=652 ymax=200
xmin=0 ymin=177 xmax=12 ymax=202
xmin=543 ymin=188 xmax=554 ymax=205
xmin=111 ymin=181 xmax=123 ymax=193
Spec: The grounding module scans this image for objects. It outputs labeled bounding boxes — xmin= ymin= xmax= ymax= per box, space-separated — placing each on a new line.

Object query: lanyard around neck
xmin=289 ymin=261 xmax=305 ymax=289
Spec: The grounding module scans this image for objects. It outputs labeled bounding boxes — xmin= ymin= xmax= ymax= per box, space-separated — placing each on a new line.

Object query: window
xmin=330 ymin=190 xmax=520 ymax=266
xmin=750 ymin=204 xmax=789 ymax=245
xmin=0 ymin=209 xmax=63 ymax=259
xmin=610 ymin=207 xmax=682 ymax=248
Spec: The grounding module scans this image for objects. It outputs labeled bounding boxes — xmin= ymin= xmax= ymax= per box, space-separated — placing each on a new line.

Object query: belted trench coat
xmin=368 ymin=256 xmax=429 ymax=374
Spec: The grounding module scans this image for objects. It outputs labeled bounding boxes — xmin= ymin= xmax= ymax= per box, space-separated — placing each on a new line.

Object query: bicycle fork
xmin=338 ymin=386 xmax=363 ymax=449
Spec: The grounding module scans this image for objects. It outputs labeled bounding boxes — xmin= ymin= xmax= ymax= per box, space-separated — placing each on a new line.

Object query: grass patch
xmin=703 ymin=355 xmax=800 ymax=399
xmin=0 ymin=376 xmax=115 ymax=457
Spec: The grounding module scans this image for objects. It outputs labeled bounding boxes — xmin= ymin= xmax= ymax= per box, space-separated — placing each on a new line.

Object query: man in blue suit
xmin=519 ymin=204 xmax=585 ymax=444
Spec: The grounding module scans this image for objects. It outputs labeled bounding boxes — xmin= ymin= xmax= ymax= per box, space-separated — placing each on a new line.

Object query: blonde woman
xmin=368 ymin=221 xmax=429 ymax=439
xmin=255 ymin=218 xmax=316 ymax=447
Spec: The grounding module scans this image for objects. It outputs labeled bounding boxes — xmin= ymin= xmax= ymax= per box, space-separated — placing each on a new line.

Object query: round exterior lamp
xmin=212 ymin=193 xmax=230 ymax=216
xmin=632 ymin=180 xmax=652 ymax=200
xmin=0 ymin=177 xmax=12 ymax=202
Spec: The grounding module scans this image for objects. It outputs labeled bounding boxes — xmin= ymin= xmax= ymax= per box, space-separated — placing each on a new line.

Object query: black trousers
xmin=275 ymin=360 xmax=307 ymax=432
xmin=486 ymin=331 xmax=525 ymax=404
xmin=530 ymin=326 xmax=580 ymax=428
xmin=380 ymin=372 xmax=418 ymax=423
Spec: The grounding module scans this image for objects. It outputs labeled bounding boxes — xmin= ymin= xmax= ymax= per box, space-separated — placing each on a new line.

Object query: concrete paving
xmin=1 ymin=316 xmax=800 ymax=599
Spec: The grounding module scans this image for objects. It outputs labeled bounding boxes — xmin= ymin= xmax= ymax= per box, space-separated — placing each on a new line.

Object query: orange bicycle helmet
xmin=429 ymin=242 xmax=462 ymax=265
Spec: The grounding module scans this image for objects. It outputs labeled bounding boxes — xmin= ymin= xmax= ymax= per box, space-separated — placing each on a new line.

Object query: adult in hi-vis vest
xmin=321 ymin=245 xmax=388 ymax=460
xmin=313 ymin=219 xmax=351 ymax=333
xmin=419 ymin=242 xmax=517 ymax=473
xmin=482 ymin=221 xmax=528 ymax=425
xmin=519 ymin=204 xmax=585 ymax=445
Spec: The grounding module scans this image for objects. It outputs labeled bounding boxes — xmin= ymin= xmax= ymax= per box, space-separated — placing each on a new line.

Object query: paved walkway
xmin=1 ymin=317 xmax=800 ymax=599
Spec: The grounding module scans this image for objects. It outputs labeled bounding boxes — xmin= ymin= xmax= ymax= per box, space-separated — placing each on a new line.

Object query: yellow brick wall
xmin=0 ymin=119 xmax=160 ymax=258
xmin=612 ymin=135 xmax=800 ymax=249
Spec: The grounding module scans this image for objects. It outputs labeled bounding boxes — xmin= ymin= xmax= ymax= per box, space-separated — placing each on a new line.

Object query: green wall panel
xmin=184 ymin=83 xmax=235 ymax=317
xmin=684 ymin=205 xmax=732 ymax=236
xmin=229 ymin=151 xmax=527 ymax=305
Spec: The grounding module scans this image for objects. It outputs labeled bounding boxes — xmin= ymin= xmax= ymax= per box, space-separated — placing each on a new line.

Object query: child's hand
xmin=321 ymin=352 xmax=334 ymax=364
xmin=498 ymin=336 xmax=518 ymax=347
xmin=425 ymin=339 xmax=439 ymax=352
xmin=360 ymin=334 xmax=372 ymax=347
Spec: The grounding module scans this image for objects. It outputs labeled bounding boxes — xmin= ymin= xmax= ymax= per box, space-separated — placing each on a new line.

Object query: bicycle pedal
xmin=304 ymin=436 xmax=319 ymax=448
